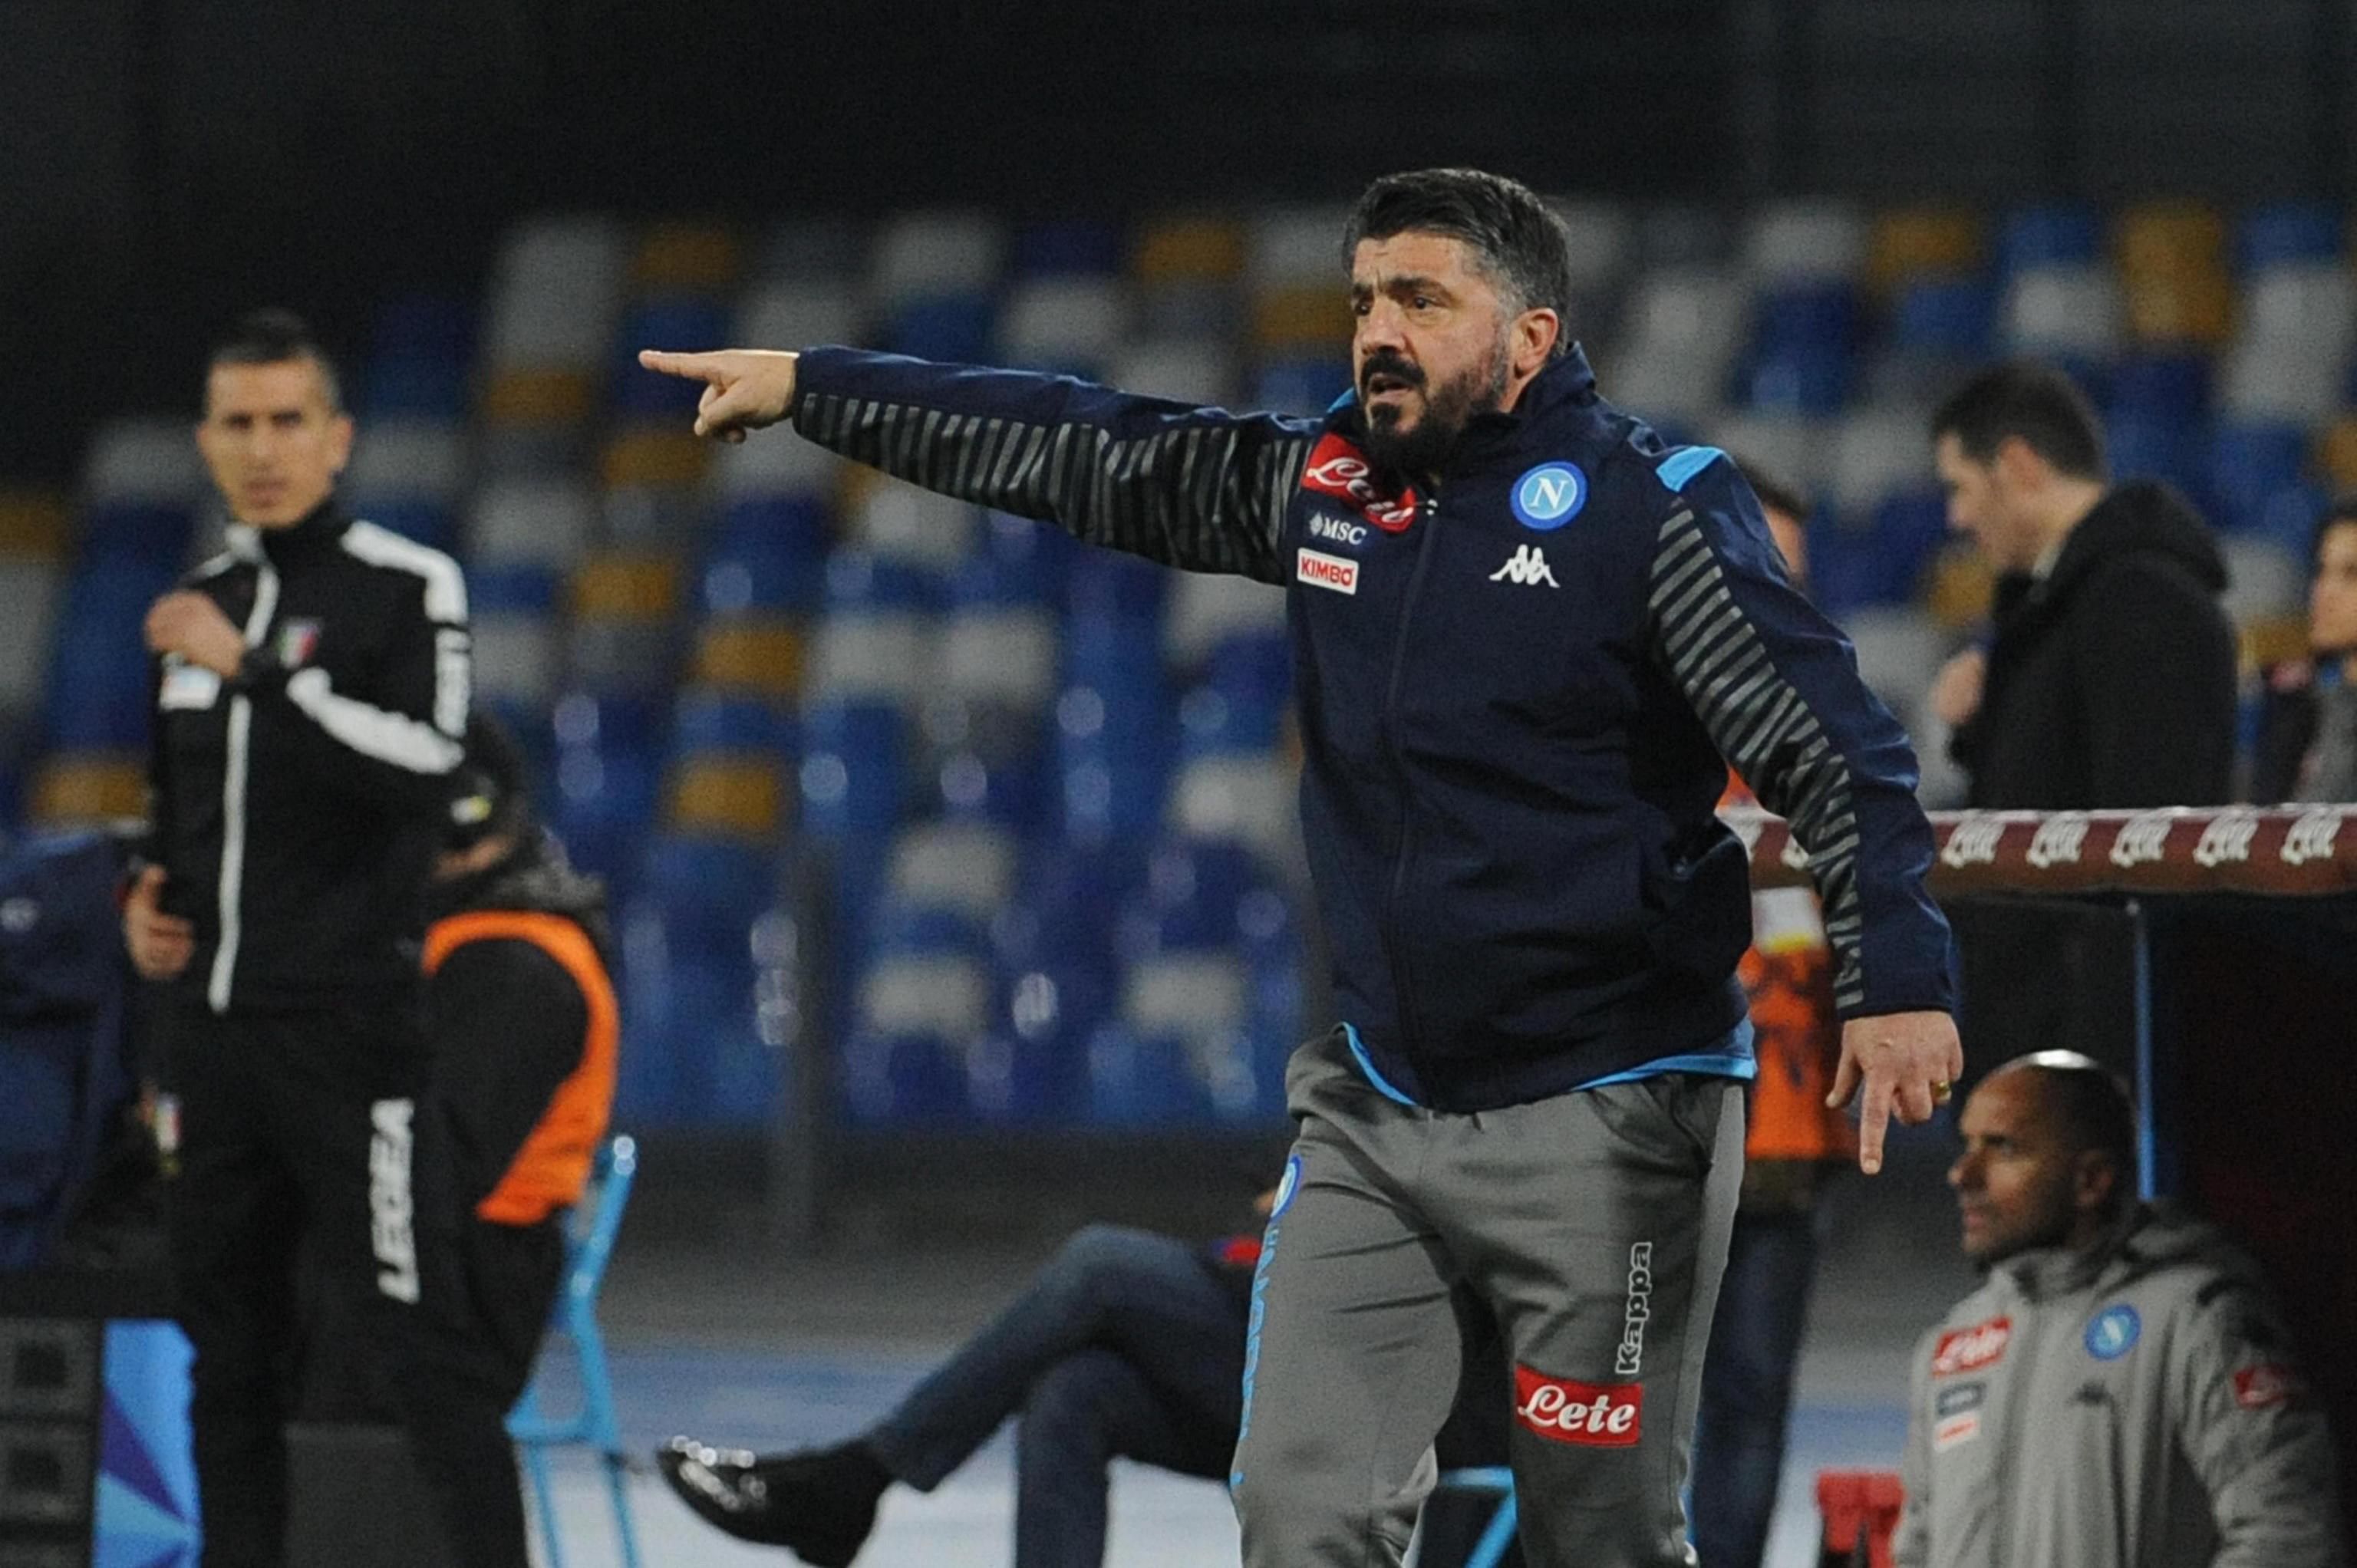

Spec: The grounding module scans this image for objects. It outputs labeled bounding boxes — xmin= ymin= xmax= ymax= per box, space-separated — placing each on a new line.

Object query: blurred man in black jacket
xmin=402 ymin=716 xmax=618 ymax=1568
xmin=1927 ymin=363 xmax=2237 ymax=809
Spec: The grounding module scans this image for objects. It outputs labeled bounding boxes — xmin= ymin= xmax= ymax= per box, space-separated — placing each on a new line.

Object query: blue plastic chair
xmin=1433 ymin=1466 xmax=1519 ymax=1568
xmin=508 ymin=1134 xmax=642 ymax=1568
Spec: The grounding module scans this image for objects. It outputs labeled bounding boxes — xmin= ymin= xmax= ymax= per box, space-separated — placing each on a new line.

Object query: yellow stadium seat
xmin=2125 ymin=274 xmax=2233 ymax=348
xmin=2117 ymin=202 xmax=2227 ymax=282
xmin=31 ymin=754 xmax=146 ymax=826
xmin=1865 ymin=209 xmax=1983 ymax=293
xmin=667 ymin=754 xmax=785 ymax=838
xmin=692 ymin=621 xmax=804 ymax=697
xmin=632 ymin=222 xmax=743 ymax=292
xmin=0 ymin=490 xmax=71 ymax=561
xmin=1924 ymin=544 xmax=1994 ymax=631
xmin=2240 ymin=614 xmax=2309 ymax=673
xmin=2320 ymin=417 xmax=2357 ymax=492
xmin=569 ymin=555 xmax=681 ymax=622
xmin=1251 ymin=285 xmax=1353 ymax=351
xmin=1132 ymin=216 xmax=1247 ymax=283
xmin=600 ymin=429 xmax=708 ymax=491
xmin=482 ymin=367 xmax=596 ymax=427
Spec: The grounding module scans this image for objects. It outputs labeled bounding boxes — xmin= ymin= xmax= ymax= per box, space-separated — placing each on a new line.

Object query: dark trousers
xmin=1689 ymin=1206 xmax=1823 ymax=1568
xmin=397 ymin=1192 xmax=565 ymax=1568
xmin=165 ymin=1000 xmax=424 ymax=1568
xmin=865 ymin=1224 xmax=1248 ymax=1568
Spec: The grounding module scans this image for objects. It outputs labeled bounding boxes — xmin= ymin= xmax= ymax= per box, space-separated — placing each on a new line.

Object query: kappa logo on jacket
xmin=1299 ymin=433 xmax=1417 ymax=532
xmin=1488 ymin=545 xmax=1560 ymax=588
xmin=1932 ymin=1316 xmax=2011 ymax=1376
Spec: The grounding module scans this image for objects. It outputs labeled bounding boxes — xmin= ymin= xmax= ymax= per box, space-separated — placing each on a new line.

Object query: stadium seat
xmin=2205 ymin=422 xmax=2310 ymax=535
xmin=84 ymin=418 xmax=208 ymax=507
xmin=1548 ymin=198 xmax=1632 ymax=289
xmin=1106 ymin=339 xmax=1235 ymax=407
xmin=1165 ymin=571 xmax=1285 ymax=673
xmin=469 ymin=483 xmax=598 ymax=575
xmin=665 ymin=754 xmax=785 ymax=839
xmin=999 ymin=276 xmax=1126 ymax=374
xmin=1743 ymin=200 xmax=1866 ymax=283
xmin=690 ymin=620 xmax=804 ymax=700
xmin=1633 ymin=206 xmax=1736 ymax=268
xmin=0 ymin=562 xmax=60 ymax=714
xmin=732 ymin=282 xmax=863 ymax=358
xmin=26 ymin=754 xmax=143 ymax=826
xmin=1888 ymin=276 xmax=1996 ymax=357
xmin=873 ymin=211 xmax=1006 ymax=307
xmin=483 ymin=215 xmax=630 ymax=373
xmin=846 ymin=479 xmax=977 ymax=573
xmin=671 ymin=687 xmax=795 ymax=757
xmin=2002 ymin=267 xmax=2122 ymax=359
xmin=1709 ymin=413 xmax=1821 ymax=501
xmin=1611 ymin=269 xmax=1748 ymax=420
xmin=76 ymin=501 xmax=195 ymax=569
xmin=1825 ymin=410 xmax=1933 ymax=516
xmin=1865 ymin=208 xmax=1983 ymax=294
xmin=752 ymin=216 xmax=868 ymax=285
xmin=1997 ymin=206 xmax=2102 ymax=275
xmin=885 ymin=292 xmax=997 ymax=365
xmin=1253 ymin=357 xmax=1350 ymax=417
xmin=1131 ymin=215 xmax=1246 ymax=284
xmin=1011 ymin=219 xmax=1124 ymax=278
xmin=631 ymin=222 xmax=741 ymax=293
xmin=2235 ymin=203 xmax=2342 ymax=273
xmin=470 ymin=565 xmax=563 ymax=707
xmin=886 ymin=819 xmax=1019 ymax=924
xmin=799 ymin=697 xmax=910 ymax=842
xmin=610 ymin=297 xmax=733 ymax=417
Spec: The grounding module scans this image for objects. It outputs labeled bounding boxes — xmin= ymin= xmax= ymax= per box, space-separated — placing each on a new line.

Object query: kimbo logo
xmin=1616 ymin=1241 xmax=1653 ymax=1377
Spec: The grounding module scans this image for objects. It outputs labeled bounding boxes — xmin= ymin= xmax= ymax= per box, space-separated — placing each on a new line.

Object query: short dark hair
xmin=1342 ymin=169 xmax=1576 ymax=357
xmin=2009 ymin=1049 xmax=2138 ymax=1198
xmin=207 ymin=308 xmax=343 ymax=412
xmin=1930 ymin=362 xmax=2105 ymax=481
xmin=1730 ymin=456 xmax=1811 ymax=522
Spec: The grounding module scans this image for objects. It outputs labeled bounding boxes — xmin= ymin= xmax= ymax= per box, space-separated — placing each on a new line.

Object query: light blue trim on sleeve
xmin=1656 ymin=444 xmax=1726 ymax=494
xmin=1574 ymin=1018 xmax=1758 ymax=1090
xmin=1342 ymin=1023 xmax=1423 ymax=1108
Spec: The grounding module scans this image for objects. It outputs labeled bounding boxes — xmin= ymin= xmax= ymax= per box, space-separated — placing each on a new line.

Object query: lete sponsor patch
xmin=1933 ymin=1412 xmax=1982 ymax=1452
xmin=2234 ymin=1363 xmax=2306 ymax=1410
xmin=1300 ymin=433 xmax=1417 ymax=532
xmin=1933 ymin=1316 xmax=2011 ymax=1377
xmin=1513 ymin=1365 xmax=1642 ymax=1448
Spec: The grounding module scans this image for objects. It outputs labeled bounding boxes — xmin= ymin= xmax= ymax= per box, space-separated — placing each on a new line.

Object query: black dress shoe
xmin=654 ymin=1434 xmax=885 ymax=1566
xmin=657 ymin=1436 xmax=798 ymax=1545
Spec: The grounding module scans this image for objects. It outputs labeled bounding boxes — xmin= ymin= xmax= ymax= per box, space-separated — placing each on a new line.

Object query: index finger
xmin=1856 ymin=1069 xmax=1892 ymax=1175
xmin=638 ymin=349 xmax=725 ymax=384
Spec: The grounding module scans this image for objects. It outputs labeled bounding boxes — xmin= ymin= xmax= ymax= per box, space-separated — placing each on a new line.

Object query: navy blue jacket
xmin=791 ymin=346 xmax=1953 ymax=1111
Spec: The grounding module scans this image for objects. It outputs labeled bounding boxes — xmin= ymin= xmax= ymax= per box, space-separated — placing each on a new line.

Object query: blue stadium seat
xmin=1205 ymin=631 xmax=1291 ymax=713
xmin=552 ymin=690 xmax=666 ymax=756
xmin=1998 ymin=206 xmax=2102 ymax=275
xmin=352 ymin=496 xmax=458 ymax=551
xmin=1012 ymin=220 xmax=1124 ymax=278
xmin=2236 ymin=204 xmax=2343 ymax=273
xmin=362 ymin=358 xmax=470 ymax=420
xmin=473 ymin=564 xmax=562 ymax=618
xmin=611 ymin=297 xmax=734 ymax=417
xmin=2107 ymin=354 xmax=2211 ymax=426
xmin=1176 ymin=684 xmax=1283 ymax=764
xmin=706 ymin=496 xmax=832 ymax=614
xmin=2104 ymin=411 xmax=2203 ymax=497
xmin=79 ymin=502 xmax=194 ymax=566
xmin=1254 ymin=358 xmax=1350 ymax=418
xmin=799 ymin=698 xmax=909 ymax=841
xmin=671 ymin=688 xmax=796 ymax=758
xmin=548 ymin=743 xmax=661 ymax=892
xmin=1119 ymin=837 xmax=1261 ymax=958
xmin=1739 ymin=284 xmax=1858 ymax=414
xmin=886 ymin=295 xmax=996 ymax=364
xmin=1063 ymin=542 xmax=1165 ymax=623
xmin=1083 ymin=1025 xmax=1211 ymax=1126
xmin=2204 ymin=422 xmax=2309 ymax=535
xmin=371 ymin=294 xmax=475 ymax=366
xmin=962 ymin=1033 xmax=1074 ymax=1123
xmin=841 ymin=1032 xmax=971 ymax=1125
xmin=1890 ymin=277 xmax=1996 ymax=358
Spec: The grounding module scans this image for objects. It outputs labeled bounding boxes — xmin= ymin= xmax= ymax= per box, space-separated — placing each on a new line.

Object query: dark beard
xmin=1360 ymin=343 xmax=1510 ymax=483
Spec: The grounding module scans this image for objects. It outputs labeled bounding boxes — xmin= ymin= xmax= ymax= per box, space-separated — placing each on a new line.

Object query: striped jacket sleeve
xmin=1645 ymin=453 xmax=1953 ymax=1019
xmin=790 ymin=348 xmax=1320 ymax=584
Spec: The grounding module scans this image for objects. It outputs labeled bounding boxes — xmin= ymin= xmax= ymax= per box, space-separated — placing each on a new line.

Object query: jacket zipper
xmin=1376 ymin=493 xmax=1439 ymax=1068
xmin=208 ymin=561 xmax=280 ymax=1015
xmin=1989 ymin=1285 xmax=2036 ymax=1568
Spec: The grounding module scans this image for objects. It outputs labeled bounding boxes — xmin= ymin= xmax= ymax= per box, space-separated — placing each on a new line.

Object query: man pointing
xmin=644 ymin=168 xmax=1957 ymax=1567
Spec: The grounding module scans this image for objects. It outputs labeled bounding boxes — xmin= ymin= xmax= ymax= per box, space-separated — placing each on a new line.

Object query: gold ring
xmin=1932 ymin=1080 xmax=1954 ymax=1104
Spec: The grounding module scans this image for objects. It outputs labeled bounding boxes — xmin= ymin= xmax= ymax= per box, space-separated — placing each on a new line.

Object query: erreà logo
xmin=1300 ymin=433 xmax=1416 ymax=532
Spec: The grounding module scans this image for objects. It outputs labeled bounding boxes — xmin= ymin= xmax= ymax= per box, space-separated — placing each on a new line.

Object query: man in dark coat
xmin=1927 ymin=363 xmax=2238 ymax=809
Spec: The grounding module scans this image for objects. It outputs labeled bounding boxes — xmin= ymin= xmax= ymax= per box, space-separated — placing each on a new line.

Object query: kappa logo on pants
xmin=369 ymin=1098 xmax=420 ymax=1303
xmin=1513 ymin=1364 xmax=1643 ymax=1447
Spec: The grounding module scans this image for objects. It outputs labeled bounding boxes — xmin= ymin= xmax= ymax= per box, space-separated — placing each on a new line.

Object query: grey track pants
xmin=1230 ymin=1026 xmax=1745 ymax=1568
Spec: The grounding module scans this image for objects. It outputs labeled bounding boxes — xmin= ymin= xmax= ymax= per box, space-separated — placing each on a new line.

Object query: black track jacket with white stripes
xmin=790 ymin=344 xmax=1953 ymax=1110
xmin=148 ymin=501 xmax=470 ymax=1014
